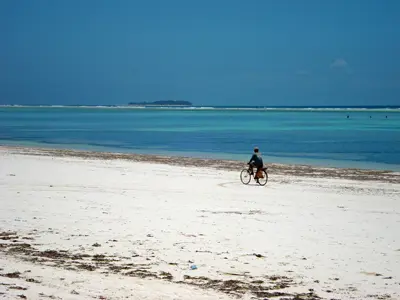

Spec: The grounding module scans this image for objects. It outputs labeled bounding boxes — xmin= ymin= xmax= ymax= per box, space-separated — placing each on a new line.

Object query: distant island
xmin=128 ymin=100 xmax=192 ymax=106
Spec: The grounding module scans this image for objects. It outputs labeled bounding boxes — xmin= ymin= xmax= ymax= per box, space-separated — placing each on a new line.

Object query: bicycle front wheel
xmin=240 ymin=169 xmax=251 ymax=185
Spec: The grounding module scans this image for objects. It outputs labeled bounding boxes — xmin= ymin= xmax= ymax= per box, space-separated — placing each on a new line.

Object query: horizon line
xmin=1 ymin=104 xmax=400 ymax=109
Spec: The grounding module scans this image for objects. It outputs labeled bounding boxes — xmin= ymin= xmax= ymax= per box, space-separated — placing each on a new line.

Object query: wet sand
xmin=2 ymin=146 xmax=399 ymax=183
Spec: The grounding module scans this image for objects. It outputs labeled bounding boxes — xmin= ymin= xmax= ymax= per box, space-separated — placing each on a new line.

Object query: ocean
xmin=0 ymin=106 xmax=399 ymax=171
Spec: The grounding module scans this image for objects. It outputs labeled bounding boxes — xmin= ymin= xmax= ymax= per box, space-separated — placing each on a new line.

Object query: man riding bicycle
xmin=248 ymin=147 xmax=264 ymax=179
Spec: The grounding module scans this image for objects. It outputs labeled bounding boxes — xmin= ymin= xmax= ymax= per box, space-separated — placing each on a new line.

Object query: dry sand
xmin=0 ymin=147 xmax=399 ymax=299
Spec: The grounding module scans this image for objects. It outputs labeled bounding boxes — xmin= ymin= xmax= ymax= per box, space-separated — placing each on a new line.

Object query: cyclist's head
xmin=254 ymin=147 xmax=259 ymax=153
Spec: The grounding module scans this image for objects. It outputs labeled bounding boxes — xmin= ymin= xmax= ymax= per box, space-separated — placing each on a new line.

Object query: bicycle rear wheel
xmin=257 ymin=170 xmax=268 ymax=186
xmin=240 ymin=169 xmax=251 ymax=185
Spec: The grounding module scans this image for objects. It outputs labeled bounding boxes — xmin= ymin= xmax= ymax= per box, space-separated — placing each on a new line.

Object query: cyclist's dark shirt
xmin=249 ymin=153 xmax=263 ymax=167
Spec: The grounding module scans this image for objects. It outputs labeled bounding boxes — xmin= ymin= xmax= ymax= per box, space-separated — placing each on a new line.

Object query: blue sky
xmin=1 ymin=0 xmax=399 ymax=106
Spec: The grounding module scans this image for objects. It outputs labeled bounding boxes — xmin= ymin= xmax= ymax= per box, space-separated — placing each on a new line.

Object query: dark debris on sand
xmin=0 ymin=231 xmax=18 ymax=241
xmin=0 ymin=231 xmax=323 ymax=299
xmin=2 ymin=272 xmax=21 ymax=278
xmin=8 ymin=286 xmax=28 ymax=291
xmin=180 ymin=275 xmax=320 ymax=299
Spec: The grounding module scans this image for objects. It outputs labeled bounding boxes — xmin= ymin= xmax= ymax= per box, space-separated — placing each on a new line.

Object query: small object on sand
xmin=147 ymin=234 xmax=153 ymax=238
xmin=71 ymin=290 xmax=79 ymax=295
xmin=253 ymin=253 xmax=264 ymax=258
xmin=92 ymin=243 xmax=101 ymax=247
xmin=190 ymin=265 xmax=198 ymax=270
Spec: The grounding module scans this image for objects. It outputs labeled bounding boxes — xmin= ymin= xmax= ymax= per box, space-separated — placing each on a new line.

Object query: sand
xmin=0 ymin=147 xmax=399 ymax=299
xmin=4 ymin=146 xmax=400 ymax=183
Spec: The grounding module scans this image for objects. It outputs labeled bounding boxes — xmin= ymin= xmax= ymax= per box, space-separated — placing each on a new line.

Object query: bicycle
xmin=240 ymin=166 xmax=268 ymax=186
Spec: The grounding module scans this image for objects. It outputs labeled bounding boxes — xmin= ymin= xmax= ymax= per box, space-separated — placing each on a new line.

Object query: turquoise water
xmin=0 ymin=107 xmax=399 ymax=170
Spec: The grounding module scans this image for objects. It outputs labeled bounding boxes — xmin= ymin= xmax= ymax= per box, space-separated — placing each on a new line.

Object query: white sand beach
xmin=1 ymin=148 xmax=399 ymax=299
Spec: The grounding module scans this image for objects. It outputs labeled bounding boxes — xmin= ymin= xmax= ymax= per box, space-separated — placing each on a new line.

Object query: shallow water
xmin=1 ymin=107 xmax=399 ymax=170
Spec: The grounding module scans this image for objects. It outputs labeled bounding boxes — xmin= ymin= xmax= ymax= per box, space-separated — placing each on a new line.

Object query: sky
xmin=1 ymin=0 xmax=399 ymax=106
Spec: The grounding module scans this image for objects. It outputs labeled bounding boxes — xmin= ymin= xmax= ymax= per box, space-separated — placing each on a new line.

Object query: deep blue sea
xmin=1 ymin=106 xmax=399 ymax=171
